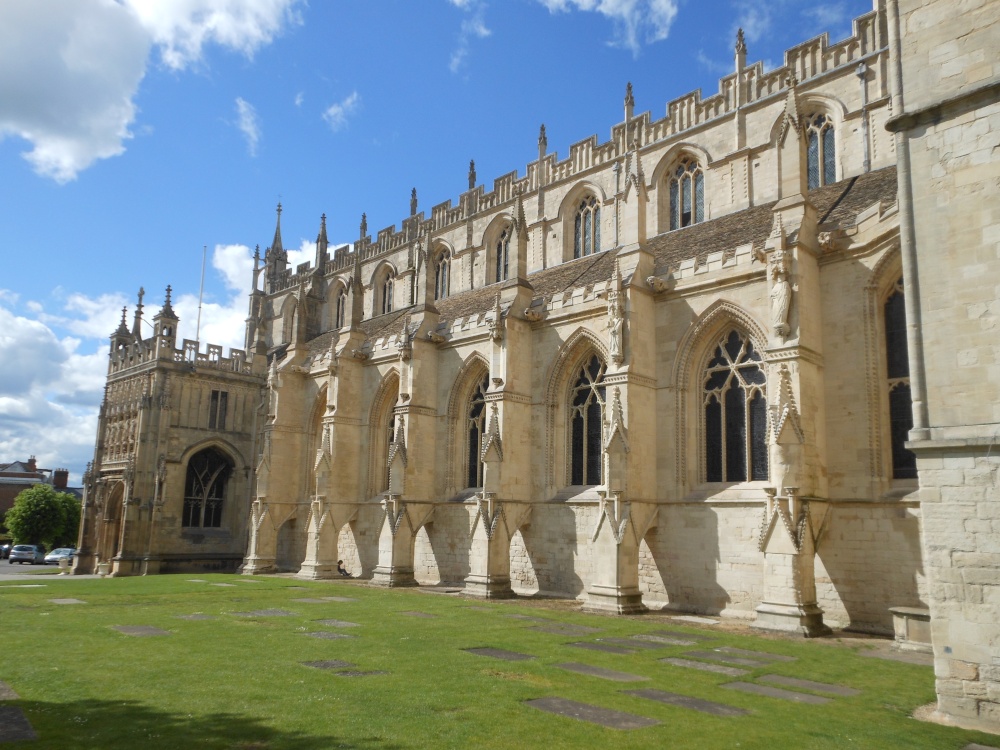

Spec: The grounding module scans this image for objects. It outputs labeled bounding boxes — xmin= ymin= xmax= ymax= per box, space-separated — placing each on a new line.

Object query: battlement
xmin=109 ymin=335 xmax=253 ymax=377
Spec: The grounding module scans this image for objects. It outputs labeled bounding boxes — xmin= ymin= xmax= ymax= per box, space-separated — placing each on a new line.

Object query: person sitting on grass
xmin=337 ymin=559 xmax=353 ymax=578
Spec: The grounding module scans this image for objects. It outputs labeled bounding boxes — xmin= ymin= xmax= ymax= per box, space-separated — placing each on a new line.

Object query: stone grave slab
xmin=186 ymin=579 xmax=208 ymax=583
xmin=506 ymin=614 xmax=549 ymax=622
xmin=0 ymin=681 xmax=20 ymax=701
xmin=315 ymin=619 xmax=360 ymax=628
xmin=525 ymin=697 xmax=659 ymax=730
xmin=858 ymin=648 xmax=933 ymax=666
xmin=669 ymin=615 xmax=718 ymax=625
xmin=210 ymin=583 xmax=237 ymax=587
xmin=303 ymin=631 xmax=356 ymax=640
xmin=624 ymin=689 xmax=749 ymax=717
xmin=660 ymin=658 xmax=749 ymax=677
xmin=530 ymin=623 xmax=601 ymax=636
xmin=291 ymin=598 xmax=331 ymax=604
xmin=722 ymin=682 xmax=830 ymax=704
xmin=632 ymin=634 xmax=698 ymax=647
xmin=401 ymin=611 xmax=436 ymax=618
xmin=0 ymin=706 xmax=37 ymax=742
xmin=464 ymin=647 xmax=535 ymax=662
xmin=568 ymin=641 xmax=635 ymax=655
xmin=177 ymin=614 xmax=214 ymax=621
xmin=646 ymin=628 xmax=714 ymax=642
xmin=322 ymin=596 xmax=357 ymax=602
xmin=716 ymin=647 xmax=796 ymax=663
xmin=759 ymin=675 xmax=859 ymax=697
xmin=600 ymin=637 xmax=668 ymax=650
xmin=684 ymin=650 xmax=770 ymax=668
xmin=335 ymin=670 xmax=389 ymax=677
xmin=113 ymin=626 xmax=172 ymax=637
xmin=233 ymin=609 xmax=296 ymax=617
xmin=555 ymin=663 xmax=650 ymax=682
xmin=236 ymin=579 xmax=263 ymax=583
xmin=49 ymin=598 xmax=86 ymax=605
xmin=285 ymin=586 xmax=307 ymax=589
xmin=302 ymin=660 xmax=355 ymax=670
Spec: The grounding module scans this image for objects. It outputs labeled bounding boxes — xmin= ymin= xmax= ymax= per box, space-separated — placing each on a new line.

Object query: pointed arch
xmin=366 ymin=369 xmax=400 ymax=497
xmin=277 ymin=294 xmax=297 ymax=345
xmin=445 ymin=352 xmax=491 ymax=494
xmin=558 ymin=182 xmax=608 ymax=262
xmin=481 ymin=212 xmax=514 ymax=286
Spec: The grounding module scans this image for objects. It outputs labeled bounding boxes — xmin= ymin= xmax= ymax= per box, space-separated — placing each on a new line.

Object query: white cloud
xmin=235 ymin=97 xmax=261 ymax=156
xmin=213 ymin=244 xmax=255 ymax=292
xmin=535 ymin=0 xmax=678 ymax=55
xmin=449 ymin=0 xmax=492 ymax=74
xmin=323 ymin=92 xmax=360 ymax=133
xmin=294 ymin=91 xmax=304 ymax=107
xmin=0 ymin=0 xmax=301 ymax=183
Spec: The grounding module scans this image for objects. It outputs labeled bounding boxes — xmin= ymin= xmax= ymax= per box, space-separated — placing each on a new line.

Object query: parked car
xmin=0 ymin=543 xmax=11 ymax=559
xmin=44 ymin=548 xmax=76 ymax=565
xmin=9 ymin=545 xmax=45 ymax=565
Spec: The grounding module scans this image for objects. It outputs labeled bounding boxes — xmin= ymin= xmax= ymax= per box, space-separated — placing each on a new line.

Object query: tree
xmin=4 ymin=485 xmax=81 ymax=550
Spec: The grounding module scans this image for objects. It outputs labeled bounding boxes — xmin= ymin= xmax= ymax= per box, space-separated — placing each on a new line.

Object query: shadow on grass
xmin=17 ymin=698 xmax=402 ymax=750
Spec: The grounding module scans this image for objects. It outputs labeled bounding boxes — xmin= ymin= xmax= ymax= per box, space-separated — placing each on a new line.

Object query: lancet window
xmin=669 ymin=157 xmax=704 ymax=230
xmin=208 ymin=390 xmax=228 ymax=430
xmin=703 ymin=331 xmax=768 ymax=483
xmin=379 ymin=272 xmax=394 ymax=316
xmin=496 ymin=227 xmax=510 ymax=283
xmin=384 ymin=412 xmax=397 ymax=490
xmin=570 ymin=355 xmax=607 ymax=485
xmin=435 ymin=251 xmax=450 ymax=300
xmin=806 ymin=113 xmax=836 ymax=189
xmin=574 ymin=197 xmax=601 ymax=258
xmin=466 ymin=375 xmax=490 ymax=488
xmin=335 ymin=286 xmax=347 ymax=328
xmin=884 ymin=277 xmax=916 ymax=479
xmin=182 ymin=448 xmax=231 ymax=528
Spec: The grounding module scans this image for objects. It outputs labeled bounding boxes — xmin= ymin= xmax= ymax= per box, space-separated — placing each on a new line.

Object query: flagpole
xmin=195 ymin=245 xmax=206 ymax=344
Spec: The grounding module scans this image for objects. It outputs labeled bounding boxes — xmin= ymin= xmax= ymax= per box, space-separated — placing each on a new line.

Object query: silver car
xmin=44 ymin=548 xmax=76 ymax=565
xmin=8 ymin=545 xmax=45 ymax=564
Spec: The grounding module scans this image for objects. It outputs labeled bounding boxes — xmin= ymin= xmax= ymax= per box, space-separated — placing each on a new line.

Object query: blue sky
xmin=0 ymin=0 xmax=873 ymax=484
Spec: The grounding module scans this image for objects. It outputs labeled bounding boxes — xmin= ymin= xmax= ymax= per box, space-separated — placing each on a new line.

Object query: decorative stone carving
xmin=607 ymin=264 xmax=625 ymax=365
xmin=487 ymin=294 xmax=504 ymax=341
xmin=769 ymin=247 xmax=792 ymax=340
xmin=646 ymin=275 xmax=667 ymax=293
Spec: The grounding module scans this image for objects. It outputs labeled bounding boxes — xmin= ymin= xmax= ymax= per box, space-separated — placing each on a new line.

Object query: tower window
xmin=208 ymin=390 xmax=228 ymax=430
xmin=182 ymin=448 xmax=231 ymax=528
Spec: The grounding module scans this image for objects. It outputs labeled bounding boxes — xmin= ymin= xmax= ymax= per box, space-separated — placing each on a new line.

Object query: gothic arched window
xmin=335 ymin=286 xmax=347 ymax=329
xmin=806 ymin=113 xmax=836 ymax=189
xmin=884 ymin=277 xmax=916 ymax=478
xmin=380 ymin=272 xmax=394 ymax=316
xmin=182 ymin=448 xmax=232 ymax=528
xmin=384 ymin=412 xmax=397 ymax=490
xmin=703 ymin=331 xmax=768 ymax=483
xmin=496 ymin=227 xmax=510 ymax=283
xmin=574 ymin=197 xmax=601 ymax=259
xmin=669 ymin=157 xmax=704 ymax=230
xmin=570 ymin=355 xmax=607 ymax=485
xmin=434 ymin=251 xmax=450 ymax=300
xmin=466 ymin=375 xmax=490 ymax=488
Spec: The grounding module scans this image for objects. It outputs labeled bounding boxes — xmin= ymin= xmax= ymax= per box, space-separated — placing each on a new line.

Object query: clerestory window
xmin=703 ymin=331 xmax=768 ymax=483
xmin=335 ymin=287 xmax=347 ymax=329
xmin=570 ymin=355 xmax=607 ymax=485
xmin=669 ymin=157 xmax=704 ymax=230
xmin=574 ymin=197 xmax=601 ymax=258
xmin=434 ymin=251 xmax=451 ymax=300
xmin=495 ymin=227 xmax=510 ymax=283
xmin=806 ymin=113 xmax=836 ymax=189
xmin=380 ymin=272 xmax=394 ymax=316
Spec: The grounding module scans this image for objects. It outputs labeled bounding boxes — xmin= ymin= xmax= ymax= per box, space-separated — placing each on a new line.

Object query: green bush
xmin=4 ymin=484 xmax=81 ymax=549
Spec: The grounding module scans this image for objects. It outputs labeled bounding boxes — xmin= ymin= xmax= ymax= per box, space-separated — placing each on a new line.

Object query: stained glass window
xmin=570 ymin=355 xmax=607 ymax=485
xmin=466 ymin=375 xmax=490 ymax=488
xmin=703 ymin=331 xmax=768 ymax=482
xmin=496 ymin=227 xmax=510 ymax=283
xmin=884 ymin=277 xmax=916 ymax=478
xmin=574 ymin=197 xmax=600 ymax=258
xmin=806 ymin=113 xmax=836 ymax=189
xmin=435 ymin=251 xmax=450 ymax=300
xmin=669 ymin=157 xmax=704 ymax=230
xmin=183 ymin=448 xmax=231 ymax=528
xmin=335 ymin=287 xmax=346 ymax=328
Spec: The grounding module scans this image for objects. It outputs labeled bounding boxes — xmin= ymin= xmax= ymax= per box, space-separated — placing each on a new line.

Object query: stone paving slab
xmin=233 ymin=609 xmax=297 ymax=617
xmin=303 ymin=631 xmax=356 ymax=640
xmin=464 ymin=647 xmax=535 ymax=661
xmin=401 ymin=611 xmax=436 ymax=618
xmin=646 ymin=628 xmax=715 ymax=642
xmin=291 ymin=598 xmax=331 ymax=604
xmin=186 ymin=579 xmax=208 ymax=583
xmin=302 ymin=660 xmax=355 ymax=670
xmin=49 ymin=598 xmax=86 ymax=605
xmin=235 ymin=579 xmax=263 ymax=583
xmin=555 ymin=663 xmax=650 ymax=682
xmin=177 ymin=614 xmax=215 ymax=621
xmin=315 ymin=619 xmax=360 ymax=628
xmin=0 ymin=681 xmax=20 ymax=701
xmin=633 ymin=634 xmax=699 ymax=647
xmin=858 ymin=648 xmax=933 ymax=666
xmin=722 ymin=682 xmax=831 ymax=704
xmin=759 ymin=675 xmax=859 ymax=696
xmin=684 ymin=650 xmax=771 ymax=668
xmin=624 ymin=689 xmax=750 ymax=717
xmin=530 ymin=623 xmax=601 ymax=636
xmin=660 ymin=658 xmax=750 ymax=677
xmin=285 ymin=586 xmax=307 ymax=589
xmin=568 ymin=641 xmax=635 ymax=655
xmin=323 ymin=596 xmax=357 ymax=602
xmin=716 ymin=647 xmax=796 ymax=663
xmin=525 ymin=697 xmax=659 ymax=730
xmin=600 ymin=637 xmax=670 ymax=650
xmin=335 ymin=670 xmax=389 ymax=677
xmin=669 ymin=615 xmax=719 ymax=625
xmin=0 ymin=584 xmax=46 ymax=588
xmin=112 ymin=626 xmax=172 ymax=637
xmin=0 ymin=705 xmax=37 ymax=741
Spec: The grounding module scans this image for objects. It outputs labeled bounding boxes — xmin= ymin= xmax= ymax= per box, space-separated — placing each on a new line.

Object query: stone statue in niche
xmin=769 ymin=248 xmax=791 ymax=339
xmin=607 ymin=293 xmax=624 ymax=365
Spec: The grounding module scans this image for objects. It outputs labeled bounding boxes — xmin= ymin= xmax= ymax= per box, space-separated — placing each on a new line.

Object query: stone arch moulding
xmin=670 ymin=299 xmax=769 ymax=490
xmin=648 ymin=141 xmax=714 ymax=187
xmin=366 ymin=368 xmax=400 ymax=498
xmin=177 ymin=438 xmax=247 ymax=474
xmin=558 ymin=180 xmax=609 ymax=262
xmin=367 ymin=260 xmax=398 ymax=289
xmin=543 ymin=327 xmax=611 ymax=491
xmin=445 ymin=351 xmax=491 ymax=495
xmin=480 ymin=212 xmax=513 ymax=285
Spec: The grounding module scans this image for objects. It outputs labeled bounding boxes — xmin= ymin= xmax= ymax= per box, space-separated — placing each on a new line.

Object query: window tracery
xmin=669 ymin=157 xmax=704 ymax=230
xmin=884 ymin=277 xmax=916 ymax=479
xmin=182 ymin=448 xmax=231 ymax=528
xmin=434 ymin=251 xmax=450 ymax=300
xmin=703 ymin=331 xmax=768 ymax=482
xmin=466 ymin=375 xmax=490 ymax=488
xmin=574 ymin=197 xmax=601 ymax=258
xmin=806 ymin=113 xmax=836 ymax=189
xmin=570 ymin=355 xmax=607 ymax=485
xmin=495 ymin=227 xmax=510 ymax=283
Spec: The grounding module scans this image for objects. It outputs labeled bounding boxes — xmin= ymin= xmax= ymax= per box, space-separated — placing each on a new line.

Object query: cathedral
xmin=74 ymin=0 xmax=1000 ymax=734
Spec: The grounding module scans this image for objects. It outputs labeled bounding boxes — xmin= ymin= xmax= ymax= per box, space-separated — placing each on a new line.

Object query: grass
xmin=0 ymin=574 xmax=995 ymax=750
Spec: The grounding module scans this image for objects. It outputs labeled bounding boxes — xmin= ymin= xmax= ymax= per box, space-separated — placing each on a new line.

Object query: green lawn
xmin=0 ymin=574 xmax=993 ymax=750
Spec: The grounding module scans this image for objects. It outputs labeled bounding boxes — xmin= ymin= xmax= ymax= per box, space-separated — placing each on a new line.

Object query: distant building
xmin=0 ymin=456 xmax=80 ymax=517
xmin=74 ymin=0 xmax=1000 ymax=734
